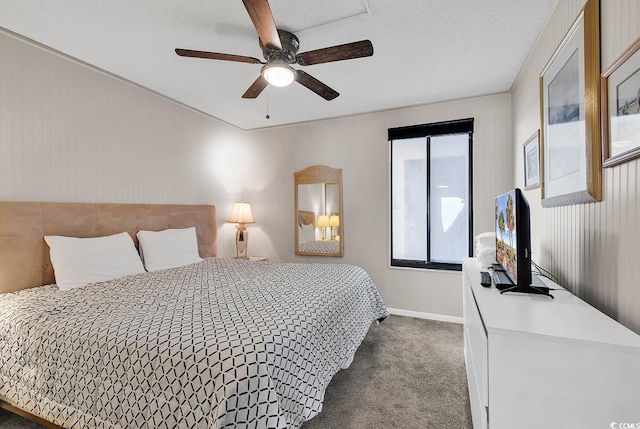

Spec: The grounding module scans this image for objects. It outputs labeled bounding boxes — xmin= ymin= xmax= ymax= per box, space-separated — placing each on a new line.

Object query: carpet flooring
xmin=0 ymin=315 xmax=472 ymax=428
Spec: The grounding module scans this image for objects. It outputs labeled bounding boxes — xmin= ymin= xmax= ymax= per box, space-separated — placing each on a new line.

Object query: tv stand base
xmin=499 ymin=285 xmax=554 ymax=298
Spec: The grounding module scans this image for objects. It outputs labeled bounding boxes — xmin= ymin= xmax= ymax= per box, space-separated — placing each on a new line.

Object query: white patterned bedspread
xmin=298 ymin=240 xmax=340 ymax=254
xmin=0 ymin=258 xmax=388 ymax=428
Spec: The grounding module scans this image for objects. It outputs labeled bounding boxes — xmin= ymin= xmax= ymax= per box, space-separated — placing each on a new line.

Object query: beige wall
xmin=1 ymin=28 xmax=515 ymax=320
xmin=257 ymin=93 xmax=513 ymax=318
xmin=0 ymin=29 xmax=292 ymax=261
xmin=512 ymin=0 xmax=640 ymax=333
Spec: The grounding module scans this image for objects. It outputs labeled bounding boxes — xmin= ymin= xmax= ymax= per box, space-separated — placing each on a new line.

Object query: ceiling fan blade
xmin=242 ymin=76 xmax=268 ymax=99
xmin=296 ymin=40 xmax=373 ymax=66
xmin=175 ymin=49 xmax=263 ymax=64
xmin=295 ymin=70 xmax=339 ymax=100
xmin=241 ymin=0 xmax=282 ymax=50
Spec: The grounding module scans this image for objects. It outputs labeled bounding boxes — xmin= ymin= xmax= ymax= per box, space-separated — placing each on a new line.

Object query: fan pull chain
xmin=265 ymin=92 xmax=270 ymax=120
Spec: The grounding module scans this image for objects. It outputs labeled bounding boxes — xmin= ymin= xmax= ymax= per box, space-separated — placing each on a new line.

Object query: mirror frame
xmin=294 ymin=165 xmax=343 ymax=256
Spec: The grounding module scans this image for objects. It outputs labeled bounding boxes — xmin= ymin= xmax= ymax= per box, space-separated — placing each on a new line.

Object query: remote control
xmin=480 ymin=271 xmax=492 ymax=287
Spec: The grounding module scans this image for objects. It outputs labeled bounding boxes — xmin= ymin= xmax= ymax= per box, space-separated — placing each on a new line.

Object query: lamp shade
xmin=329 ymin=215 xmax=340 ymax=227
xmin=317 ymin=215 xmax=330 ymax=228
xmin=227 ymin=201 xmax=255 ymax=224
xmin=261 ymin=64 xmax=296 ymax=87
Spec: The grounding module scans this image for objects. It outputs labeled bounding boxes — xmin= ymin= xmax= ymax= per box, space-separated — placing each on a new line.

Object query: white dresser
xmin=462 ymin=258 xmax=640 ymax=429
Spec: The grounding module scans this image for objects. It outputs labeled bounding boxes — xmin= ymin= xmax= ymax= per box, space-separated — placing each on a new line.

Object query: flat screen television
xmin=494 ymin=188 xmax=552 ymax=297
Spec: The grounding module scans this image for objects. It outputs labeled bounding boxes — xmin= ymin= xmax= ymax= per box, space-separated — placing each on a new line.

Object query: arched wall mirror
xmin=294 ymin=165 xmax=343 ymax=256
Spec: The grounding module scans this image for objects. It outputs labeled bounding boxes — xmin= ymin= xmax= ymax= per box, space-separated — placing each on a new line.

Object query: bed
xmin=0 ymin=202 xmax=388 ymax=428
xmin=296 ymin=210 xmax=340 ymax=255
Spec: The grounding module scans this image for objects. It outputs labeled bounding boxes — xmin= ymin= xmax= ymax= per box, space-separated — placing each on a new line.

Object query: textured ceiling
xmin=0 ymin=0 xmax=557 ymax=130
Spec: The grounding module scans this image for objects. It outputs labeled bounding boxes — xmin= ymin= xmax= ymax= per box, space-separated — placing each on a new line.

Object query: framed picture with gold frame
xmin=539 ymin=0 xmax=601 ymax=207
xmin=602 ymin=36 xmax=640 ymax=167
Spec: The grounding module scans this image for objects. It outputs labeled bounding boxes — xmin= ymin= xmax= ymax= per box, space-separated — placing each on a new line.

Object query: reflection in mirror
xmin=294 ymin=166 xmax=343 ymax=256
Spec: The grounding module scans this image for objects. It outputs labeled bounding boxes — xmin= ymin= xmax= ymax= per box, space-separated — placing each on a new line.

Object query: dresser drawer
xmin=463 ymin=281 xmax=488 ymax=407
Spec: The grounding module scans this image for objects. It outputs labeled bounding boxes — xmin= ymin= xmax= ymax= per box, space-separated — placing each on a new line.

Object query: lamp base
xmin=235 ymin=224 xmax=249 ymax=259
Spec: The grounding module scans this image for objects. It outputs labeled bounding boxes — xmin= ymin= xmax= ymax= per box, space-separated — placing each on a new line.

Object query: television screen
xmin=495 ymin=189 xmax=519 ymax=284
xmin=494 ymin=189 xmax=551 ymax=297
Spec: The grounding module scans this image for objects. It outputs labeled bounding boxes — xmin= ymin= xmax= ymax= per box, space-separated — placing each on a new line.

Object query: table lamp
xmin=317 ymin=215 xmax=330 ymax=241
xmin=227 ymin=201 xmax=255 ymax=259
xmin=329 ymin=214 xmax=340 ymax=241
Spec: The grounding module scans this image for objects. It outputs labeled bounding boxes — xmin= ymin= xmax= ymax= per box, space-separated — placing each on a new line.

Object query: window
xmin=390 ymin=118 xmax=473 ymax=271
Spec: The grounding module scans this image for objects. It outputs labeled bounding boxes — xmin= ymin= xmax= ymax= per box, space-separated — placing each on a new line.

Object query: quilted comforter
xmin=0 ymin=258 xmax=388 ymax=428
xmin=297 ymin=240 xmax=340 ymax=254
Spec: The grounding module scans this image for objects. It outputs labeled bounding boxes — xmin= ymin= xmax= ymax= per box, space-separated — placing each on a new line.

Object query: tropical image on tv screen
xmin=495 ymin=190 xmax=518 ymax=282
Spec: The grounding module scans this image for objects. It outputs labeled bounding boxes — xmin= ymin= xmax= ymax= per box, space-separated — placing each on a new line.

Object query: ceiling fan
xmin=175 ymin=0 xmax=373 ymax=101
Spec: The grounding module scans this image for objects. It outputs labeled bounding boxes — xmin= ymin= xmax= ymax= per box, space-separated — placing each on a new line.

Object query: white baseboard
xmin=387 ymin=307 xmax=463 ymax=324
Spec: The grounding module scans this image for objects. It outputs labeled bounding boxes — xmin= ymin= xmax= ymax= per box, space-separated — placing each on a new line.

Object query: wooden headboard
xmin=0 ymin=202 xmax=217 ymax=294
xmin=297 ymin=210 xmax=316 ymax=228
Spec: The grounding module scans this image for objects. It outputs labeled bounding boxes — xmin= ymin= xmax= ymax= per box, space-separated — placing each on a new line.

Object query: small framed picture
xmin=602 ymin=36 xmax=640 ymax=167
xmin=523 ymin=130 xmax=540 ymax=190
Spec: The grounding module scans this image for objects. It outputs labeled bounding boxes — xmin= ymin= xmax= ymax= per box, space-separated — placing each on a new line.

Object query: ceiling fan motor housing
xmin=260 ymin=30 xmax=300 ymax=64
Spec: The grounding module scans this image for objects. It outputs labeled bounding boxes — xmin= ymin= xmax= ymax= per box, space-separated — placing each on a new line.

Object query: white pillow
xmin=44 ymin=232 xmax=145 ymax=291
xmin=136 ymin=227 xmax=202 ymax=272
xmin=301 ymin=223 xmax=316 ymax=243
xmin=298 ymin=224 xmax=309 ymax=244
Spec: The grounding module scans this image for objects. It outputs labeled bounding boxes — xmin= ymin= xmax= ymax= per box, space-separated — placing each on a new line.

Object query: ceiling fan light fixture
xmin=261 ymin=64 xmax=296 ymax=87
